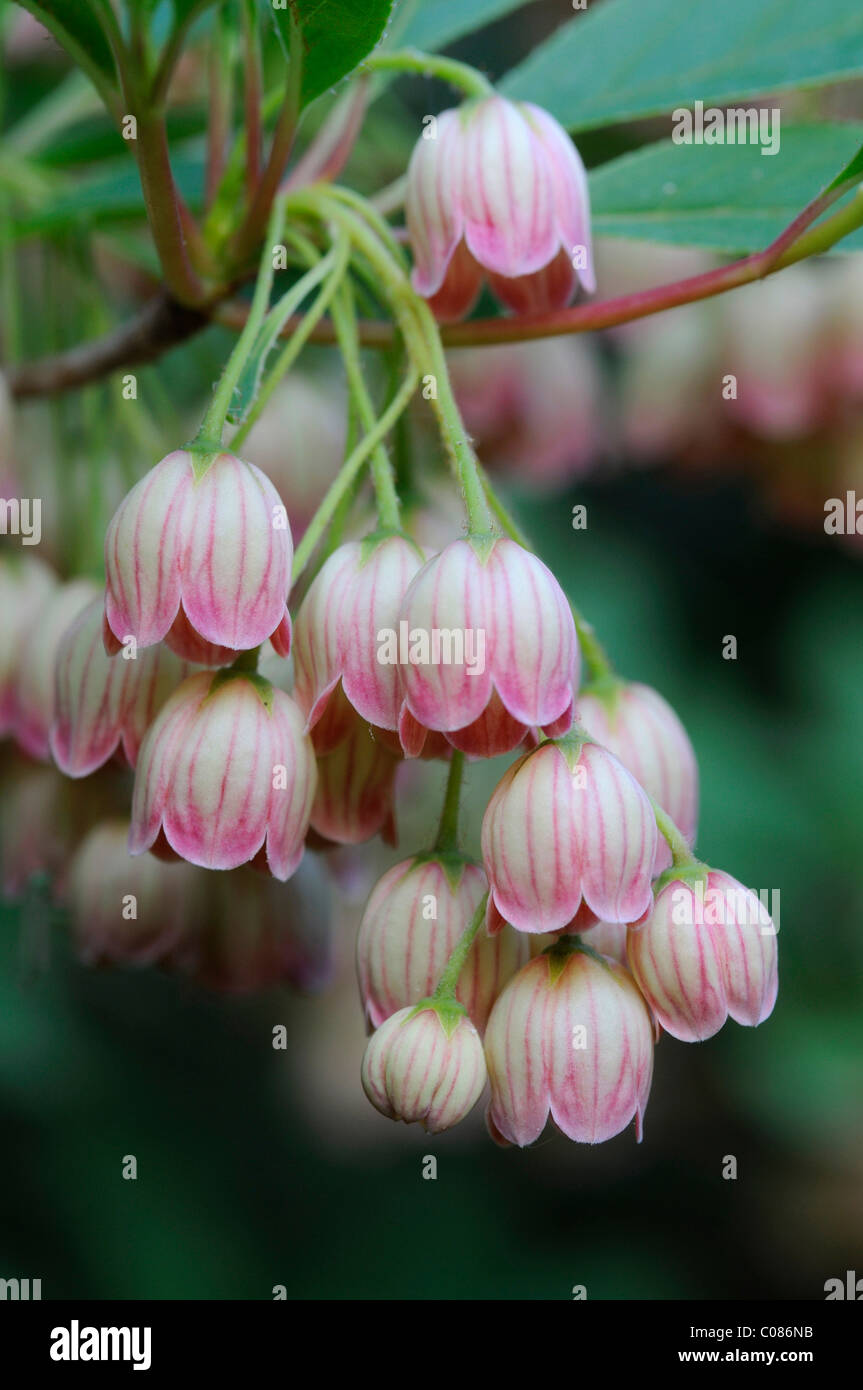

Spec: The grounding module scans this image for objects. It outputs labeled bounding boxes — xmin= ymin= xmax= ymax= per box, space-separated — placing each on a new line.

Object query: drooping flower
xmin=627 ymin=869 xmax=778 ymax=1041
xmin=51 ymin=596 xmax=193 ymax=777
xmin=309 ymin=711 xmax=401 ymax=846
xmin=191 ymin=855 xmax=335 ymax=994
xmin=104 ymin=449 xmax=292 ymax=664
xmin=292 ymin=534 xmax=427 ymax=750
xmin=361 ymin=1001 xmax=487 ymax=1133
xmin=481 ymin=734 xmax=658 ymax=934
xmin=0 ymin=555 xmax=56 ymax=735
xmin=397 ymin=536 xmax=577 ymax=758
xmin=407 ymin=95 xmax=595 ymax=321
xmin=577 ymin=681 xmax=698 ymax=871
xmin=130 ymin=669 xmax=316 ymax=880
xmin=484 ymin=946 xmax=654 ymax=1146
xmin=0 ymin=748 xmax=127 ymax=902
xmin=356 ymin=855 xmax=528 ymax=1032
xmin=13 ymin=577 xmax=99 ymax=760
xmin=69 ymin=820 xmax=204 ymax=967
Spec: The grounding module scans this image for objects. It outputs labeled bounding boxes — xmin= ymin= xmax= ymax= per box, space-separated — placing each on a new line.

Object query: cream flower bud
xmin=577 ymin=680 xmax=698 ymax=872
xmin=484 ymin=947 xmax=654 ymax=1146
xmin=130 ymin=670 xmax=316 ymax=880
xmin=104 ymin=449 xmax=292 ymax=663
xmin=627 ymin=869 xmax=778 ymax=1041
xmin=482 ymin=735 xmax=658 ymax=934
xmin=361 ymin=1001 xmax=487 ymax=1133
xmin=357 ymin=855 xmax=528 ymax=1032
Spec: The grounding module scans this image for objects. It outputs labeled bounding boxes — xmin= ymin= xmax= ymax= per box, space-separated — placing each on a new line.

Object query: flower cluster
xmin=0 ymin=79 xmax=779 ymax=1152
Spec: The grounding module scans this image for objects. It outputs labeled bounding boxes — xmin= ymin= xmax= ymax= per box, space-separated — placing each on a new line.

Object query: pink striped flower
xmin=69 ymin=820 xmax=205 ymax=968
xmin=406 ymin=96 xmax=594 ymax=322
xmin=192 ymin=856 xmax=335 ymax=995
xmin=293 ymin=535 xmax=427 ymax=751
xmin=361 ymin=1001 xmax=487 ymax=1133
xmin=577 ymin=681 xmax=698 ymax=871
xmin=130 ymin=669 xmax=316 ymax=879
xmin=309 ymin=712 xmax=401 ymax=847
xmin=357 ymin=856 xmax=528 ymax=1032
xmin=484 ymin=947 xmax=654 ymax=1146
xmin=14 ymin=578 xmax=100 ymax=760
xmin=627 ymin=870 xmax=778 ymax=1042
xmin=0 ymin=555 xmax=56 ymax=735
xmin=397 ymin=537 xmax=577 ymax=758
xmin=104 ymin=449 xmax=292 ymax=664
xmin=51 ymin=597 xmax=192 ymax=777
xmin=481 ymin=735 xmax=658 ymax=934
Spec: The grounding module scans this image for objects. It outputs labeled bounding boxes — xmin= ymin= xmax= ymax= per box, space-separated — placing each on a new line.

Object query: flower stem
xmin=434 ymin=750 xmax=465 ymax=854
xmin=231 ymin=232 xmax=351 ymax=451
xmin=364 ymin=48 xmax=494 ymax=99
xmin=194 ymin=193 xmax=286 ymax=445
xmin=329 ymin=280 xmax=402 ymax=531
xmin=287 ymin=185 xmax=494 ymax=531
xmin=570 ymin=603 xmax=615 ymax=685
xmin=291 ymin=361 xmax=419 ymax=582
xmin=650 ymin=797 xmax=698 ymax=870
xmin=433 ymin=892 xmax=489 ymax=1001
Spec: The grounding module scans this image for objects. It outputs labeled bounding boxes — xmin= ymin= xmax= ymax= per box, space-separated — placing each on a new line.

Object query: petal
xmin=406 ymin=109 xmax=466 ymax=298
xmin=104 ymin=451 xmax=191 ymax=649
xmin=574 ymin=742 xmax=657 ymax=924
xmin=482 ymin=745 xmax=581 ymax=933
xmin=399 ymin=540 xmax=493 ymax=732
xmin=181 ymin=453 xmax=292 ymax=651
xmin=484 ymin=956 xmax=552 ymax=1146
xmin=710 ymin=871 xmax=778 ymax=1028
xmin=522 ymin=102 xmax=595 ymax=293
xmin=485 ymin=537 xmax=578 ymax=728
xmin=292 ymin=543 xmax=361 ymax=724
xmin=487 ymin=247 xmax=577 ymax=315
xmin=461 ymin=97 xmax=558 ymax=279
xmin=130 ymin=672 xmax=211 ymax=855
xmin=159 ymin=676 xmax=275 ymax=871
xmin=265 ymin=689 xmax=317 ymax=880
xmin=627 ymin=881 xmax=727 ymax=1042
xmin=343 ymin=536 xmax=427 ymax=730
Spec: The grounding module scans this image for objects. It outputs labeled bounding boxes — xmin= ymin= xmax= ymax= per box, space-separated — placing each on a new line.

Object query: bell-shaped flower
xmin=104 ymin=449 xmax=292 ymax=664
xmin=130 ymin=669 xmax=316 ymax=880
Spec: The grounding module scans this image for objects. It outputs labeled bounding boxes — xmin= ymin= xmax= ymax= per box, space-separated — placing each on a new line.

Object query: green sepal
xmin=206 ymin=668 xmax=275 ymax=715
xmin=358 ymin=528 xmax=426 ymax=567
xmin=554 ymin=728 xmax=590 ymax=774
xmin=466 ymin=531 xmax=498 ymax=566
xmin=183 ymin=438 xmax=227 ymax=483
xmin=543 ymin=933 xmax=613 ymax=983
xmin=408 ymin=996 xmax=469 ymax=1039
xmin=652 ymin=859 xmax=711 ymax=901
xmin=409 ymin=849 xmax=476 ymax=895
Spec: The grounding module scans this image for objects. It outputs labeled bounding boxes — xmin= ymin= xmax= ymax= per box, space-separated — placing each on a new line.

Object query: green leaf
xmin=14 ymin=1 xmax=119 ymax=110
xmin=589 ymin=123 xmax=863 ymax=254
xmin=397 ymin=0 xmax=539 ymax=53
xmin=13 ymin=156 xmax=205 ymax=238
xmin=266 ymin=0 xmax=394 ymax=109
xmin=501 ymin=0 xmax=863 ymax=132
